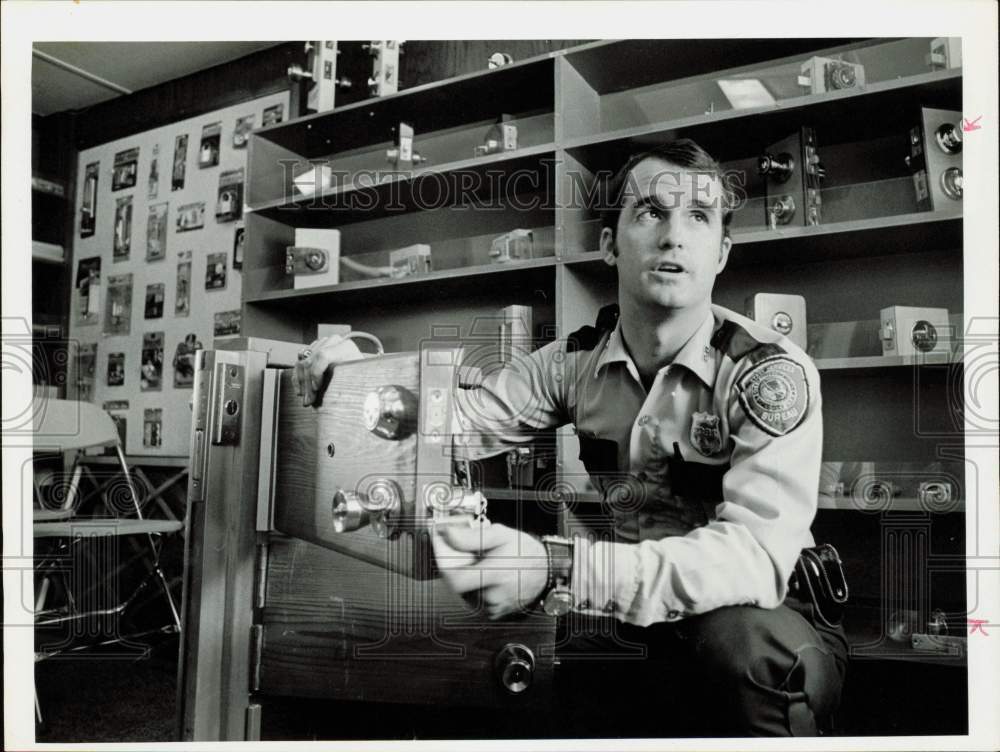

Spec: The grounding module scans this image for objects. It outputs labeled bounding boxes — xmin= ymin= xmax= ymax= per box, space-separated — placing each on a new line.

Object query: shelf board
xmin=815 ymin=352 xmax=959 ymax=371
xmin=560 ymin=38 xmax=873 ymax=95
xmin=249 ymin=146 xmax=557 ymax=225
xmin=246 ymin=256 xmax=558 ymax=307
xmin=31 ymin=175 xmax=66 ymax=198
xmin=844 ymin=604 xmax=968 ymax=666
xmin=31 ymin=321 xmax=65 ymax=337
xmin=248 ymin=209 xmax=958 ymax=306
xmin=561 ymin=210 xmax=961 ymax=270
xmin=817 ymin=495 xmax=964 ymax=512
xmin=32 ymin=240 xmax=66 ymax=264
xmin=562 ymin=69 xmax=961 ymax=164
xmin=254 ymin=57 xmax=556 ymax=159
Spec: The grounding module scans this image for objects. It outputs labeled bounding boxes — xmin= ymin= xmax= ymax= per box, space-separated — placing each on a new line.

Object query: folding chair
xmin=32 ymin=399 xmax=183 ymax=722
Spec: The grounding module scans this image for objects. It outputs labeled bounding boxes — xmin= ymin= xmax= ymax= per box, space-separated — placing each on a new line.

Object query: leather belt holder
xmin=788 ymin=543 xmax=848 ymax=628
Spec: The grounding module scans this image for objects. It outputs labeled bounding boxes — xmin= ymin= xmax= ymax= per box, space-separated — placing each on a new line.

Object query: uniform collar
xmin=674 ymin=310 xmax=719 ymax=388
xmin=595 ymin=309 xmax=718 ymax=388
xmin=594 ymin=322 xmax=636 ymax=382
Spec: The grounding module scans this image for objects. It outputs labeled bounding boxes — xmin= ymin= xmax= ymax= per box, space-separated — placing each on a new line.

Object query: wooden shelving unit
xmin=242 ymin=38 xmax=966 ymax=687
xmin=244 ymin=35 xmax=964 ymax=500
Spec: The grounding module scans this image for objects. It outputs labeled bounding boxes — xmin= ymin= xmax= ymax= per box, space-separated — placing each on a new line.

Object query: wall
xmin=69 ymin=91 xmax=288 ymax=456
xmin=59 ymin=40 xmax=591 ymax=457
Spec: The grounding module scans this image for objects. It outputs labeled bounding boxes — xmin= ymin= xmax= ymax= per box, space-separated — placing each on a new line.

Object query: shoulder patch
xmin=735 ymin=355 xmax=809 ymax=436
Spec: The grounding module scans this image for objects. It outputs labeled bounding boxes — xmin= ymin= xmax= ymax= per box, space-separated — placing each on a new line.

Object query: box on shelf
xmin=389 ymin=244 xmax=432 ymax=277
xmin=927 ymin=37 xmax=962 ymax=70
xmin=489 ymin=229 xmax=533 ymax=264
xmin=797 ymin=56 xmax=866 ymax=94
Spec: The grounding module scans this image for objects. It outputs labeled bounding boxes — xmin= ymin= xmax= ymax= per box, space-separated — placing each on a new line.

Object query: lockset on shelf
xmin=759 ymin=126 xmax=824 ymax=229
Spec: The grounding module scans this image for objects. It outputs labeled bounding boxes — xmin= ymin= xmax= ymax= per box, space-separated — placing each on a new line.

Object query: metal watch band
xmin=541 ymin=535 xmax=574 ymax=590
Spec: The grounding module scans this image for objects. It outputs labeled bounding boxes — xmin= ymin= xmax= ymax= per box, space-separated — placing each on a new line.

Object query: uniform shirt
xmin=454 ymin=303 xmax=823 ymax=627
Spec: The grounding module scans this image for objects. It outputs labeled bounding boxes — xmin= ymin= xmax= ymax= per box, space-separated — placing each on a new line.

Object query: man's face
xmin=601 ymin=157 xmax=732 ymax=314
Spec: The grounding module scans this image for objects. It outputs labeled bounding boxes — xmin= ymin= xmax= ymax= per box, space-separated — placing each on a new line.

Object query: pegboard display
xmin=68 ymin=91 xmax=289 ymax=456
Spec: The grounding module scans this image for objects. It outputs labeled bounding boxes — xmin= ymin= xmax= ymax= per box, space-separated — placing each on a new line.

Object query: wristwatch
xmin=539 ymin=535 xmax=575 ymax=617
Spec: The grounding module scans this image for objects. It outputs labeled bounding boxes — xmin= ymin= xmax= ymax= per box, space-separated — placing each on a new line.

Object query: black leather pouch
xmin=577 ymin=433 xmax=619 ymax=475
xmin=788 ymin=543 xmax=849 ymax=628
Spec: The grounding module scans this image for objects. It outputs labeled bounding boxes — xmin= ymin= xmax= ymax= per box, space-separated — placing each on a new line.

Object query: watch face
xmin=543 ymin=589 xmax=574 ymax=617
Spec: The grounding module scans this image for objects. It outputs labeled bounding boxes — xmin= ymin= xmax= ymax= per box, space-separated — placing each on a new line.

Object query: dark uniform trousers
xmin=554 ymin=597 xmax=848 ymax=737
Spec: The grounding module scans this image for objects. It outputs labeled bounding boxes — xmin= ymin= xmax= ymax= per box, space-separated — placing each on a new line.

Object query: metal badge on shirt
xmin=736 ymin=355 xmax=809 ymax=436
xmin=690 ymin=412 xmax=723 ymax=456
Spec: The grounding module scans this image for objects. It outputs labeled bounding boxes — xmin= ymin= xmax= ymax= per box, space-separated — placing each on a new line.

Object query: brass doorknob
xmin=332 ymin=490 xmax=368 ymax=533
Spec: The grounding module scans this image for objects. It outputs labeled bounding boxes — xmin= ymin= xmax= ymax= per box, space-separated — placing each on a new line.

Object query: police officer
xmin=295 ymin=139 xmax=847 ymax=737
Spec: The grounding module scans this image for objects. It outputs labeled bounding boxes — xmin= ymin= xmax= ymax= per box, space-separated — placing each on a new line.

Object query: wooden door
xmin=263 ymin=350 xmax=557 ymax=708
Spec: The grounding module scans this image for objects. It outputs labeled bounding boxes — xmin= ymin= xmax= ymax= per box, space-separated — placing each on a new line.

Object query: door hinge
xmin=249 ymin=539 xmax=268 ymax=693
xmin=254 ymin=539 xmax=269 ymax=610
xmin=249 ymin=624 xmax=263 ymax=693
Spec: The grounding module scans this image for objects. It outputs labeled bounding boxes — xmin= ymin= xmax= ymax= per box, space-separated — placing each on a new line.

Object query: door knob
xmin=494 ymin=643 xmax=535 ymax=694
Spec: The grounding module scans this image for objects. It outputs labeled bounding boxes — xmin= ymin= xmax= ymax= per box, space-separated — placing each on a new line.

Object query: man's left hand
xmin=432 ymin=522 xmax=549 ymax=620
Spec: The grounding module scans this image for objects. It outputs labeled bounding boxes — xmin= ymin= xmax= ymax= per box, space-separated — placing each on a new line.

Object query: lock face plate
xmin=762 ymin=127 xmax=822 ymax=228
xmin=908 ymin=107 xmax=963 ymax=211
xmin=212 ymin=362 xmax=245 ymax=445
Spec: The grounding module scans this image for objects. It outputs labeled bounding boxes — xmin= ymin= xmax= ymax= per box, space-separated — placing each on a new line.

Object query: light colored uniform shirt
xmin=454 ymin=303 xmax=822 ymax=627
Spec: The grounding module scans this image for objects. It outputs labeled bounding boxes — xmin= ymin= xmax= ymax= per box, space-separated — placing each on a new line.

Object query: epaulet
xmin=710 ymin=319 xmax=786 ymax=363
xmin=567 ymin=304 xmax=619 ymax=353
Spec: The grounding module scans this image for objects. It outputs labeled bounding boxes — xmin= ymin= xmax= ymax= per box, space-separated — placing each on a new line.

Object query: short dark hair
xmin=599 ymin=138 xmax=735 ymax=240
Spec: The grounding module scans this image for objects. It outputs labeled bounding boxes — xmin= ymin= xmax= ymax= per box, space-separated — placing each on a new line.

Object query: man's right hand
xmin=293 ymin=334 xmax=366 ymax=407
